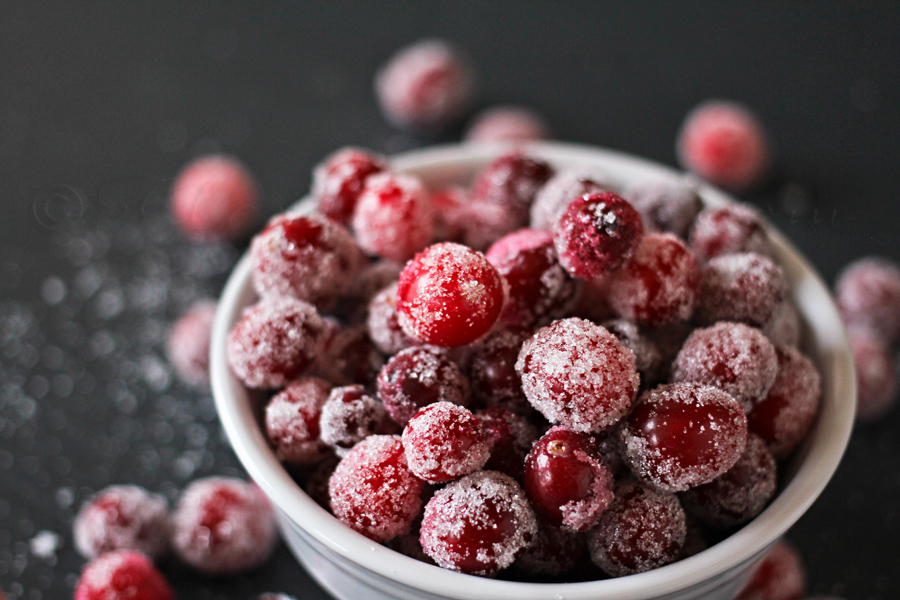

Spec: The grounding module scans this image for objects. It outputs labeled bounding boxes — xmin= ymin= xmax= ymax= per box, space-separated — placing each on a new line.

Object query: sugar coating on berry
xmin=402 ymin=402 xmax=490 ymax=483
xmin=430 ymin=186 xmax=470 ymax=243
xmin=265 ymin=376 xmax=333 ymax=465
xmin=170 ymin=155 xmax=258 ymax=241
xmin=681 ymin=433 xmax=777 ymax=528
xmin=602 ymin=319 xmax=663 ymax=389
xmin=367 ymin=282 xmax=419 ymax=355
xmin=571 ymin=276 xmax=615 ymax=322
xmin=329 ymin=435 xmax=424 ymax=542
xmin=554 ymin=191 xmax=644 ymax=280
xmin=75 ymin=549 xmax=174 ymax=600
xmin=471 ymin=152 xmax=554 ymax=217
xmin=469 ymin=328 xmax=532 ymax=413
xmin=847 ymin=328 xmax=897 ymax=421
xmin=588 ymin=479 xmax=686 ymax=577
xmin=312 ymin=147 xmax=388 ymax=224
xmin=835 ymin=256 xmax=900 ymax=345
xmin=172 ymin=477 xmax=277 ymax=575
xmin=227 ymin=297 xmax=328 ymax=389
xmin=74 ymin=485 xmax=170 ymax=561
xmin=672 ymin=322 xmax=778 ymax=412
xmin=377 ymin=346 xmax=470 ymax=426
xmin=624 ymin=179 xmax=701 ymax=239
xmin=352 ymin=172 xmax=434 ymax=263
xmin=736 ymin=540 xmax=806 ymax=600
xmin=677 ymin=100 xmax=771 ymax=191
xmin=689 ymin=203 xmax=771 ymax=261
xmin=516 ymin=318 xmax=639 ymax=433
xmin=313 ymin=322 xmax=384 ymax=387
xmin=606 ymin=233 xmax=700 ymax=327
xmin=486 ymin=228 xmax=579 ymax=328
xmin=251 ymin=211 xmax=363 ymax=308
xmin=420 ymin=470 xmax=537 ymax=575
xmin=748 ymin=345 xmax=821 ymax=458
xmin=476 ymin=407 xmax=538 ymax=480
xmin=697 ymin=252 xmax=786 ymax=327
xmin=530 ymin=167 xmax=615 ymax=232
xmin=762 ymin=300 xmax=802 ymax=349
xmin=516 ymin=521 xmax=586 ymax=576
xmin=167 ymin=299 xmax=216 ymax=388
xmin=319 ymin=385 xmax=388 ymax=456
xmin=464 ymin=105 xmax=550 ymax=143
xmin=396 ymin=242 xmax=507 ymax=347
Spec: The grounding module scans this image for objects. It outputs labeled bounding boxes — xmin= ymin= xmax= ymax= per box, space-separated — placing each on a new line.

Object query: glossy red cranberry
xmin=475 ymin=407 xmax=538 ymax=480
xmin=836 ymin=256 xmax=900 ymax=345
xmin=516 ymin=520 xmax=587 ymax=576
xmin=465 ymin=105 xmax=550 ymax=143
xmin=697 ymin=252 xmax=786 ymax=327
xmin=554 ymin=191 xmax=644 ymax=279
xmin=618 ymin=382 xmax=748 ymax=492
xmin=74 ymin=485 xmax=170 ymax=561
xmin=523 ymin=426 xmax=615 ymax=532
xmin=396 ymin=242 xmax=507 ymax=347
xmin=352 ymin=172 xmax=434 ymax=263
xmin=469 ymin=328 xmax=532 ymax=413
xmin=736 ymin=540 xmax=807 ymax=600
xmin=319 ymin=385 xmax=390 ymax=455
xmin=367 ymin=282 xmax=419 ymax=356
xmin=689 ymin=203 xmax=771 ymax=261
xmin=75 ymin=550 xmax=174 ymax=600
xmin=402 ymin=402 xmax=490 ymax=483
xmin=530 ymin=167 xmax=614 ymax=232
xmin=312 ymin=147 xmax=388 ymax=224
xmin=377 ymin=346 xmax=470 ymax=426
xmin=625 ymin=179 xmax=701 ymax=238
xmin=265 ymin=376 xmax=332 ymax=465
xmin=167 ymin=299 xmax=216 ymax=388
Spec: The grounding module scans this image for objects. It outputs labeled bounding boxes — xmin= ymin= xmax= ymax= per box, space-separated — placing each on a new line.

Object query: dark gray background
xmin=1 ymin=2 xmax=898 ymax=599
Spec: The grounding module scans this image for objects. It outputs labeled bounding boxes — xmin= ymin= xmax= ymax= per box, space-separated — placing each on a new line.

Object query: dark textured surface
xmin=1 ymin=2 xmax=898 ymax=599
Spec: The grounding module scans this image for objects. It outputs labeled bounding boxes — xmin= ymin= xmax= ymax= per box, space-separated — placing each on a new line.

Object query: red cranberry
xmin=170 ymin=155 xmax=258 ymax=241
xmin=265 ymin=376 xmax=333 ymax=465
xmin=689 ymin=203 xmax=771 ymax=261
xmin=677 ymin=100 xmax=771 ymax=192
xmin=475 ymin=407 xmax=538 ymax=480
xmin=396 ymin=242 xmax=507 ymax=347
xmin=464 ymin=105 xmax=550 ymax=143
xmin=172 ymin=477 xmax=277 ymax=575
xmin=74 ymin=485 xmax=170 ymax=561
xmin=571 ymin=276 xmax=615 ymax=322
xmin=402 ymin=402 xmax=490 ymax=483
xmin=319 ymin=385 xmax=390 ymax=455
xmin=312 ymin=147 xmax=388 ymax=224
xmin=625 ymin=179 xmax=701 ymax=238
xmin=736 ymin=540 xmax=807 ymax=600
xmin=516 ymin=318 xmax=639 ymax=433
xmin=329 ymin=435 xmax=424 ymax=542
xmin=377 ymin=346 xmax=470 ymax=426
xmin=167 ymin=299 xmax=216 ymax=388
xmin=762 ymin=300 xmax=802 ymax=349
xmin=430 ymin=186 xmax=469 ymax=243
xmin=469 ymin=328 xmax=532 ymax=413
xmin=697 ymin=252 xmax=787 ymax=327
xmin=554 ymin=191 xmax=644 ymax=279
xmin=602 ymin=319 xmax=664 ymax=389
xmin=836 ymin=256 xmax=900 ymax=345
xmin=516 ymin=520 xmax=587 ymax=576
xmin=420 ymin=471 xmax=537 ymax=575
xmin=305 ymin=455 xmax=340 ymax=510
xmin=618 ymin=382 xmax=748 ymax=492
xmin=312 ymin=322 xmax=384 ymax=387
xmin=367 ymin=282 xmax=419 ymax=356
xmin=606 ymin=233 xmax=700 ymax=327
xmin=75 ymin=550 xmax=173 ymax=600
xmin=847 ymin=327 xmax=897 ymax=421
xmin=471 ymin=152 xmax=554 ymax=219
xmin=530 ymin=167 xmax=614 ymax=232
xmin=523 ymin=426 xmax=615 ymax=532
xmin=588 ymin=479 xmax=686 ymax=577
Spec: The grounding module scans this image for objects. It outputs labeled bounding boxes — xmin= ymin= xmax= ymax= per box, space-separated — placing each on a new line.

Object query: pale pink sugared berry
xmin=74 ymin=485 xmax=170 ymax=561
xmin=624 ymin=179 xmax=701 ymax=239
xmin=312 ymin=147 xmax=388 ymax=224
xmin=167 ymin=299 xmax=217 ymax=388
xmin=75 ymin=550 xmax=173 ymax=600
xmin=402 ymin=402 xmax=490 ymax=483
xmin=846 ymin=327 xmax=895 ymax=422
xmin=530 ymin=167 xmax=614 ymax=232
xmin=265 ymin=376 xmax=333 ymax=465
xmin=464 ymin=105 xmax=550 ymax=143
xmin=696 ymin=252 xmax=787 ymax=327
xmin=735 ymin=540 xmax=806 ymax=600
xmin=689 ymin=203 xmax=771 ymax=261
xmin=835 ymin=256 xmax=900 ymax=346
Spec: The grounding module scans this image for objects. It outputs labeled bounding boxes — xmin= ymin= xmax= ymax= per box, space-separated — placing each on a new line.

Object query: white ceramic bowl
xmin=211 ymin=142 xmax=856 ymax=600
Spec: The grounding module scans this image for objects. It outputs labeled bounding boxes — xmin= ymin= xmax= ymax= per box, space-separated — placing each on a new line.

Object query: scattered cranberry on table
xmin=74 ymin=485 xmax=171 ymax=561
xmin=167 ymin=299 xmax=217 ymax=388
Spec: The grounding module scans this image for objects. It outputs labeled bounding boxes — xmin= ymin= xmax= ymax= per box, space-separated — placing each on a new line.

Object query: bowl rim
xmin=211 ymin=141 xmax=856 ymax=600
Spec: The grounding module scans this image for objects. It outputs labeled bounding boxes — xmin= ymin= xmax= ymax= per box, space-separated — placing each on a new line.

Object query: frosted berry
xmin=313 ymin=322 xmax=384 ymax=387
xmin=305 ymin=455 xmax=340 ymax=510
xmin=618 ymin=382 xmax=748 ymax=492
xmin=835 ymin=256 xmax=900 ymax=345
xmin=469 ymin=327 xmax=532 ymax=413
xmin=75 ymin=550 xmax=173 ymax=600
xmin=377 ymin=346 xmax=470 ymax=426
xmin=602 ymin=319 xmax=664 ymax=389
xmin=523 ymin=426 xmax=615 ymax=532
xmin=762 ymin=300 xmax=802 ymax=349
xmin=530 ymin=167 xmax=614 ymax=232
xmin=748 ymin=346 xmax=821 ymax=458
xmin=680 ymin=433 xmax=777 ymax=527
xmin=167 ymin=299 xmax=216 ymax=388
xmin=486 ymin=228 xmax=579 ymax=328
xmin=696 ymin=252 xmax=786 ymax=327
xmin=227 ymin=297 xmax=328 ymax=389
xmin=312 ymin=147 xmax=388 ymax=224
xmin=516 ymin=520 xmax=586 ymax=576
xmin=476 ymin=407 xmax=538 ymax=480
xmin=420 ymin=471 xmax=537 ymax=575
xmin=172 ymin=477 xmax=277 ymax=575
xmin=736 ymin=540 xmax=806 ymax=600
xmin=265 ymin=376 xmax=333 ymax=465
xmin=471 ymin=152 xmax=554 ymax=219
xmin=352 ymin=172 xmax=434 ymax=263
xmin=74 ymin=485 xmax=170 ymax=561
xmin=625 ymin=179 xmax=701 ymax=238
xmin=677 ymin=100 xmax=771 ymax=192
xmin=847 ymin=327 xmax=897 ymax=421
xmin=689 ymin=203 xmax=771 ymax=261
xmin=588 ymin=479 xmax=686 ymax=577
xmin=375 ymin=39 xmax=474 ymax=130
xmin=571 ymin=276 xmax=615 ymax=322
xmin=554 ymin=191 xmax=644 ymax=279
xmin=170 ymin=154 xmax=258 ymax=241
xmin=516 ymin=318 xmax=639 ymax=433
xmin=464 ymin=105 xmax=550 ymax=143
xmin=606 ymin=233 xmax=700 ymax=327
xmin=367 ymin=282 xmax=419 ymax=355
xmin=329 ymin=435 xmax=424 ymax=542
xmin=402 ymin=402 xmax=490 ymax=483
xmin=672 ymin=322 xmax=778 ymax=412
xmin=396 ymin=242 xmax=507 ymax=347
xmin=319 ymin=385 xmax=389 ymax=456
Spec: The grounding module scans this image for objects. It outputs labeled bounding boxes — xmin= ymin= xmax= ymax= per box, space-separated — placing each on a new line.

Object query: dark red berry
xmin=475 ymin=407 xmax=539 ymax=480
xmin=312 ymin=322 xmax=384 ymax=387
xmin=471 ymin=152 xmax=554 ymax=217
xmin=469 ymin=327 xmax=532 ymax=413
xmin=696 ymin=252 xmax=786 ymax=327
xmin=625 ymin=179 xmax=701 ymax=239
xmin=377 ymin=346 xmax=470 ymax=426
xmin=319 ymin=385 xmax=390 ymax=455
xmin=530 ymin=167 xmax=614 ymax=232
xmin=312 ymin=147 xmax=388 ymax=224
xmin=689 ymin=203 xmax=771 ymax=261
xmin=516 ymin=520 xmax=587 ymax=576
xmin=602 ymin=319 xmax=664 ymax=389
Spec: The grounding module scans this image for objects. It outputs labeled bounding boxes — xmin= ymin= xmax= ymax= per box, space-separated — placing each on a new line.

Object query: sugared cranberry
xmin=677 ymin=100 xmax=771 ymax=192
xmin=625 ymin=179 xmax=701 ymax=238
xmin=430 ymin=186 xmax=470 ymax=243
xmin=312 ymin=147 xmax=388 ymax=224
xmin=420 ymin=471 xmax=537 ymax=575
xmin=402 ymin=402 xmax=490 ymax=483
xmin=329 ymin=435 xmax=424 ymax=542
xmin=847 ymin=327 xmax=897 ymax=421
xmin=835 ymin=256 xmax=900 ymax=345
xmin=351 ymin=172 xmax=434 ymax=263
xmin=305 ymin=455 xmax=340 ymax=510
xmin=313 ymin=323 xmax=384 ymax=387
xmin=696 ymin=252 xmax=786 ymax=327
xmin=396 ymin=242 xmax=507 ymax=347
xmin=167 ymin=299 xmax=216 ymax=388
xmin=377 ymin=346 xmax=470 ymax=426
xmin=471 ymin=152 xmax=554 ymax=220
xmin=486 ymin=229 xmax=579 ymax=328
xmin=618 ymin=382 xmax=748 ymax=492
xmin=319 ymin=385 xmax=389 ymax=455
xmin=571 ymin=276 xmax=615 ymax=322
xmin=375 ymin=39 xmax=474 ymax=130
xmin=227 ymin=297 xmax=328 ymax=389
xmin=75 ymin=550 xmax=173 ymax=600
xmin=680 ymin=433 xmax=777 ymax=527
xmin=516 ymin=318 xmax=639 ymax=433
xmin=689 ymin=203 xmax=771 ymax=261
xmin=761 ymin=300 xmax=802 ymax=349
xmin=749 ymin=346 xmax=822 ymax=457
xmin=367 ymin=282 xmax=419 ymax=356
xmin=602 ymin=319 xmax=664 ymax=389
xmin=736 ymin=540 xmax=806 ymax=600
xmin=464 ymin=105 xmax=550 ymax=143
xmin=265 ymin=376 xmax=333 ymax=465
xmin=588 ymin=479 xmax=686 ymax=577
xmin=469 ymin=328 xmax=532 ymax=413
xmin=554 ymin=191 xmax=644 ymax=280
xmin=523 ymin=426 xmax=615 ymax=532
xmin=74 ymin=485 xmax=170 ymax=561
xmin=476 ymin=407 xmax=538 ymax=480
xmin=516 ymin=520 xmax=586 ymax=576
xmin=170 ymin=155 xmax=258 ymax=241
xmin=530 ymin=167 xmax=614 ymax=232
xmin=606 ymin=233 xmax=700 ymax=327
xmin=672 ymin=322 xmax=778 ymax=412
xmin=172 ymin=477 xmax=277 ymax=575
